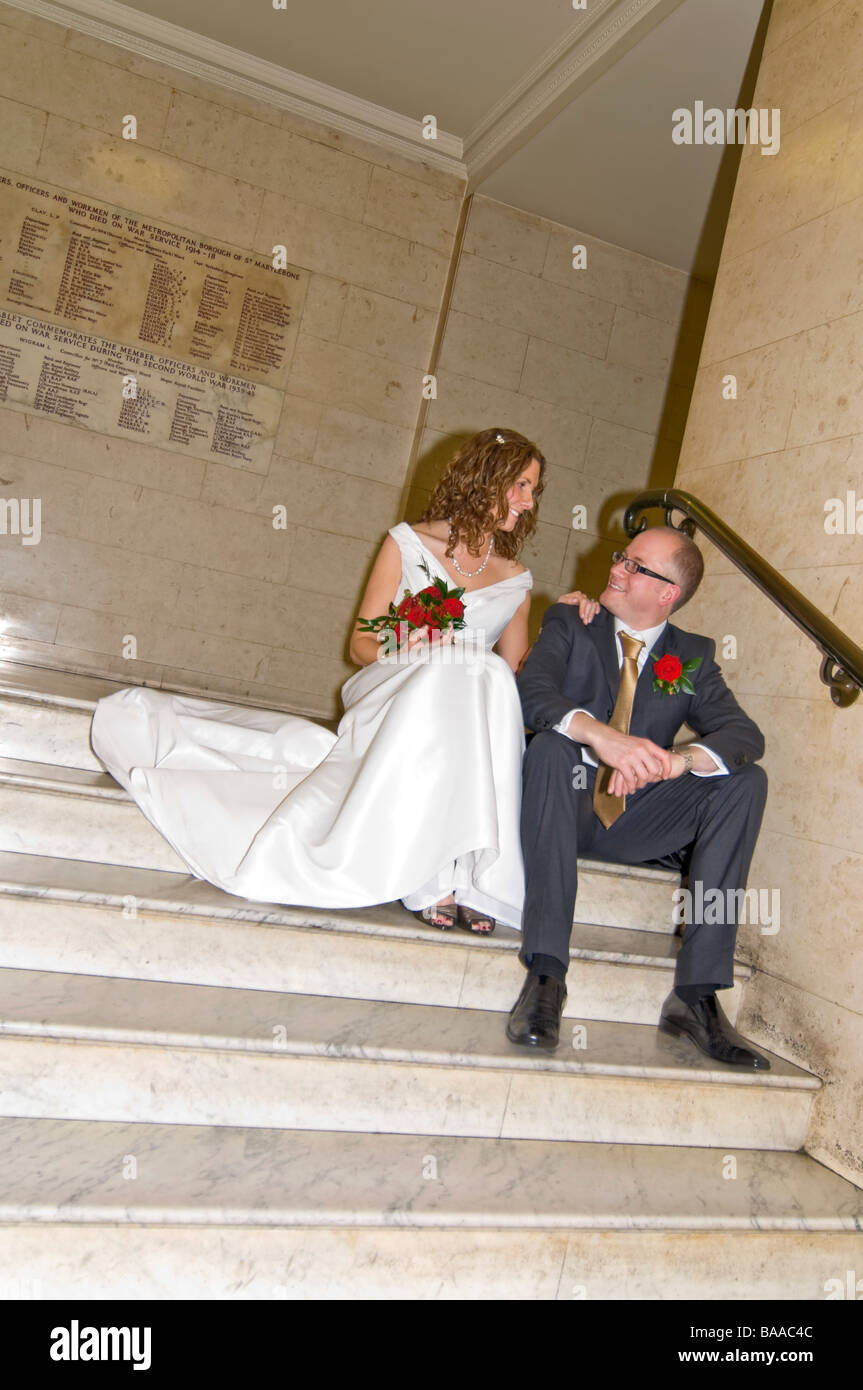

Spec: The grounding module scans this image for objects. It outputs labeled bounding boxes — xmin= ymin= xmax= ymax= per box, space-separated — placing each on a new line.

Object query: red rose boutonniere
xmin=651 ymin=650 xmax=702 ymax=696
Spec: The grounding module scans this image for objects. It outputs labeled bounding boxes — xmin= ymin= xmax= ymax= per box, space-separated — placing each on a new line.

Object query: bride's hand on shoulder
xmin=557 ymin=590 xmax=600 ymax=624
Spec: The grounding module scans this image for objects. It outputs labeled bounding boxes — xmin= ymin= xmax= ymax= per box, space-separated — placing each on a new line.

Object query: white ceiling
xmin=22 ymin=0 xmax=769 ymax=276
xmin=481 ymin=0 xmax=768 ymax=275
xmin=118 ymin=0 xmax=582 ymax=133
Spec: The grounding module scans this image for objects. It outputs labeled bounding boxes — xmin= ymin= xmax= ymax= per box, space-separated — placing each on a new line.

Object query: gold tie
xmin=593 ymin=632 xmax=644 ymax=829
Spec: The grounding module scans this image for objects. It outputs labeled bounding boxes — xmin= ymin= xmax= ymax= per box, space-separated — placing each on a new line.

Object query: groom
xmin=508 ymin=525 xmax=770 ymax=1068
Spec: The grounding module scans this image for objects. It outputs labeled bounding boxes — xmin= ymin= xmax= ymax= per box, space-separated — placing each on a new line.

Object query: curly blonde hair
xmin=419 ymin=428 xmax=546 ymax=561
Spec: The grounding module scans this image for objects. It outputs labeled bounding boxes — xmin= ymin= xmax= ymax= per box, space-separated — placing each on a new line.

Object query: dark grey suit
xmin=516 ymin=604 xmax=767 ymax=988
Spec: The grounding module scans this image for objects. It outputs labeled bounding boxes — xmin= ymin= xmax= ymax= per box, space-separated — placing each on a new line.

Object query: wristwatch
xmin=674 ymin=746 xmax=694 ymax=773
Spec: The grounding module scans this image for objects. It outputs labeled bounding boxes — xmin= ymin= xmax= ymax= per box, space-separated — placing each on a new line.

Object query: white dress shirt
xmin=553 ymin=616 xmax=727 ymax=776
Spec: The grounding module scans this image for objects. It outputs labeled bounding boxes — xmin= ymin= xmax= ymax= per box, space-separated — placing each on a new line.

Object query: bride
xmin=90 ymin=428 xmax=583 ymax=935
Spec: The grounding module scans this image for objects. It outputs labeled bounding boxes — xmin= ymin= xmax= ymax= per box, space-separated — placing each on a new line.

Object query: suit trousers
xmin=519 ymin=731 xmax=768 ymax=988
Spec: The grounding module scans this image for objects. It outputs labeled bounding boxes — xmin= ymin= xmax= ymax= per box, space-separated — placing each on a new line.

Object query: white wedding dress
xmin=90 ymin=523 xmax=532 ymax=928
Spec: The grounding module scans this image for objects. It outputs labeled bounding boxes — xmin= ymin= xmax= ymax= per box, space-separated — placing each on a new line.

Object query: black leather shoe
xmin=658 ymin=990 xmax=771 ymax=1070
xmin=506 ymin=973 xmax=567 ymax=1051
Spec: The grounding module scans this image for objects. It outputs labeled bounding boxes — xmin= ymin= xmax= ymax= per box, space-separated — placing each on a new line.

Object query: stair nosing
xmin=0 ymin=860 xmax=753 ymax=975
xmin=0 ymin=967 xmax=820 ymax=1089
xmin=0 ymin=1119 xmax=857 ymax=1230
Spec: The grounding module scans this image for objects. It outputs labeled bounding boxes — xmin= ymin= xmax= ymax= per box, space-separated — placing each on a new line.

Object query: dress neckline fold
xmin=398 ymin=524 xmax=531 ymax=597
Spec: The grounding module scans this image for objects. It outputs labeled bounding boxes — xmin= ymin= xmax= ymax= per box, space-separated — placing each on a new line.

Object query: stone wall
xmin=674 ymin=0 xmax=863 ymax=1185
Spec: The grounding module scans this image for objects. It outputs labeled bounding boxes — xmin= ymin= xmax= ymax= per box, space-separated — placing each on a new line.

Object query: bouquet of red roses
xmin=358 ymin=558 xmax=466 ymax=649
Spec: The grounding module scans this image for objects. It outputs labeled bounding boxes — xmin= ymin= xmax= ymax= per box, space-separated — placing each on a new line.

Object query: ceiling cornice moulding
xmin=464 ymin=0 xmax=687 ymax=188
xmin=4 ymin=0 xmax=467 ymax=175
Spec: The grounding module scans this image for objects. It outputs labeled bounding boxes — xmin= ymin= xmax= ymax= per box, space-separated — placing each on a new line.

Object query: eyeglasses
xmin=611 ymin=550 xmax=676 ymax=586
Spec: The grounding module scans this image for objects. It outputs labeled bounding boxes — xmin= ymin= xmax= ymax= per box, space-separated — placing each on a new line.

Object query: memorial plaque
xmin=0 ymin=310 xmax=283 ymax=474
xmin=0 ymin=170 xmax=309 ymax=469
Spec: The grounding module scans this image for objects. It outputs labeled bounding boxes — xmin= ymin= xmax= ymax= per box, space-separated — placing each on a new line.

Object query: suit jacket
xmin=517 ymin=604 xmax=764 ymax=771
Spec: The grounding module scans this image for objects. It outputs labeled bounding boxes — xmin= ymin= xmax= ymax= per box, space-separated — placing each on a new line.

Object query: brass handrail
xmin=624 ymin=489 xmax=862 ymax=708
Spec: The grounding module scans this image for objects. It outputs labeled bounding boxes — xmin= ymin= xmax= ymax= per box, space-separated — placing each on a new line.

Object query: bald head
xmin=600 ymin=527 xmax=703 ymax=629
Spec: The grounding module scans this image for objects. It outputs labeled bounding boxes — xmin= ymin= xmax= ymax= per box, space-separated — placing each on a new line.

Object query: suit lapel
xmin=589 ymin=608 xmax=621 ymax=702
xmin=631 ymin=621 xmax=681 ymax=725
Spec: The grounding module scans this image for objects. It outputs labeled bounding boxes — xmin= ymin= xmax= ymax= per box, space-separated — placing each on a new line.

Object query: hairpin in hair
xmin=495 ymin=433 xmax=505 ymax=443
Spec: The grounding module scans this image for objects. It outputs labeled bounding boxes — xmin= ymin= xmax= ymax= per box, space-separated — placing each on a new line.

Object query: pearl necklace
xmin=448 ymin=526 xmax=494 ymax=577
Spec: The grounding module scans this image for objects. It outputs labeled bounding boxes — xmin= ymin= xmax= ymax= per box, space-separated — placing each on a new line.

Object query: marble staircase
xmin=0 ymin=661 xmax=861 ymax=1300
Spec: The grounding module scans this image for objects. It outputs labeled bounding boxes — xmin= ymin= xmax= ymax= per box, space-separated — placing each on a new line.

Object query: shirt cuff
xmin=553 ymin=709 xmax=599 ymax=768
xmin=553 ymin=708 xmax=594 ymax=738
xmin=689 ymin=742 xmax=728 ymax=776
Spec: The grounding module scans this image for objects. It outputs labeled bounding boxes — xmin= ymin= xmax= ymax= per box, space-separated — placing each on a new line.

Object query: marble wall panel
xmin=450 ymin=252 xmax=615 ymax=358
xmin=256 ymin=192 xmax=448 ymax=310
xmin=0 ymin=93 xmax=47 ymax=172
xmin=437 ymin=309 xmax=529 ymax=392
xmin=702 ymin=194 xmax=863 ymax=365
xmin=606 ymin=306 xmax=679 ymax=378
xmin=678 ymin=567 xmax=863 ymax=704
xmin=0 ymin=452 xmax=90 ymax=538
xmin=745 ymin=828 xmax=863 ymax=1017
xmin=756 ymin=0 xmax=863 ymax=137
xmin=274 ymin=458 xmax=402 ymax=543
xmin=739 ymin=969 xmax=863 ymax=1189
xmin=37 ymin=116 xmax=263 ymax=247
xmin=541 ymin=224 xmax=689 ymax=326
xmin=273 ymin=396 xmax=325 ymax=465
xmin=161 ymin=90 xmax=372 ymax=220
xmin=721 ymin=97 xmax=852 ymax=263
xmin=425 ymin=371 xmax=593 ymax=470
xmin=0 ymin=410 xmax=205 ymax=499
xmin=674 ymin=0 xmax=863 ymax=1183
xmin=0 ymin=21 xmax=172 ymax=149
xmin=680 ymin=337 xmax=803 ymax=468
xmin=285 ymin=528 xmax=380 ymax=602
xmin=520 ymin=336 xmax=668 ymax=434
xmin=338 ymin=288 xmax=437 ymax=370
xmin=763 ymin=0 xmax=848 ymax=55
xmin=55 ymin=604 xmax=273 ymax=682
xmin=74 ymin=475 xmax=293 ymax=585
xmin=299 ymin=275 xmax=350 ymax=343
xmin=836 ymin=88 xmax=863 ymax=206
xmin=362 ymin=165 xmax=462 ymax=254
xmin=0 ymin=2 xmax=68 ymax=43
xmin=310 ymin=407 xmax=415 ymax=488
xmin=463 ymin=197 xmax=550 ymax=275
xmin=787 ymin=311 xmax=863 ymax=446
xmin=286 ymin=334 xmax=425 ymax=429
xmin=0 ymin=592 xmax=61 ymax=644
xmin=0 ymin=532 xmax=184 ymax=619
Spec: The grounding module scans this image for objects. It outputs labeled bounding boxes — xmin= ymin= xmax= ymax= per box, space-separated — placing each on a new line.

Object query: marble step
xmin=0 ymin=852 xmax=747 ymax=1025
xmin=0 ymin=752 xmax=682 ymax=932
xmin=0 ymin=676 xmax=332 ymax=775
xmin=2 ymin=1118 xmax=859 ymax=1299
xmin=0 ymin=757 xmax=187 ymax=873
xmin=3 ymin=1219 xmax=861 ymax=1300
xmin=0 ymin=693 xmax=105 ymax=773
xmin=0 ymin=966 xmax=818 ymax=1149
xmin=3 ymin=1114 xmax=860 ymax=1230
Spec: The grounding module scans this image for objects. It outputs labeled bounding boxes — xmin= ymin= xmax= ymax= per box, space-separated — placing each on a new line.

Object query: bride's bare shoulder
xmin=503 ymin=555 xmax=529 ymax=577
xmin=410 ymin=520 xmax=448 ymax=547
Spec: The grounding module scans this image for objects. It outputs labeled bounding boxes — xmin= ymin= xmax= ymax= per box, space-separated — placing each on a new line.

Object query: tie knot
xmin=620 ymin=633 xmax=644 ymax=662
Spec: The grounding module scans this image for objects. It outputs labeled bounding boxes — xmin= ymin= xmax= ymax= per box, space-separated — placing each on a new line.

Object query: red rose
xmin=415 ymin=584 xmax=441 ymax=604
xmin=395 ymin=595 xmax=426 ymax=628
xmin=654 ymin=654 xmax=682 ymax=682
xmin=441 ymin=597 xmax=464 ymax=620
